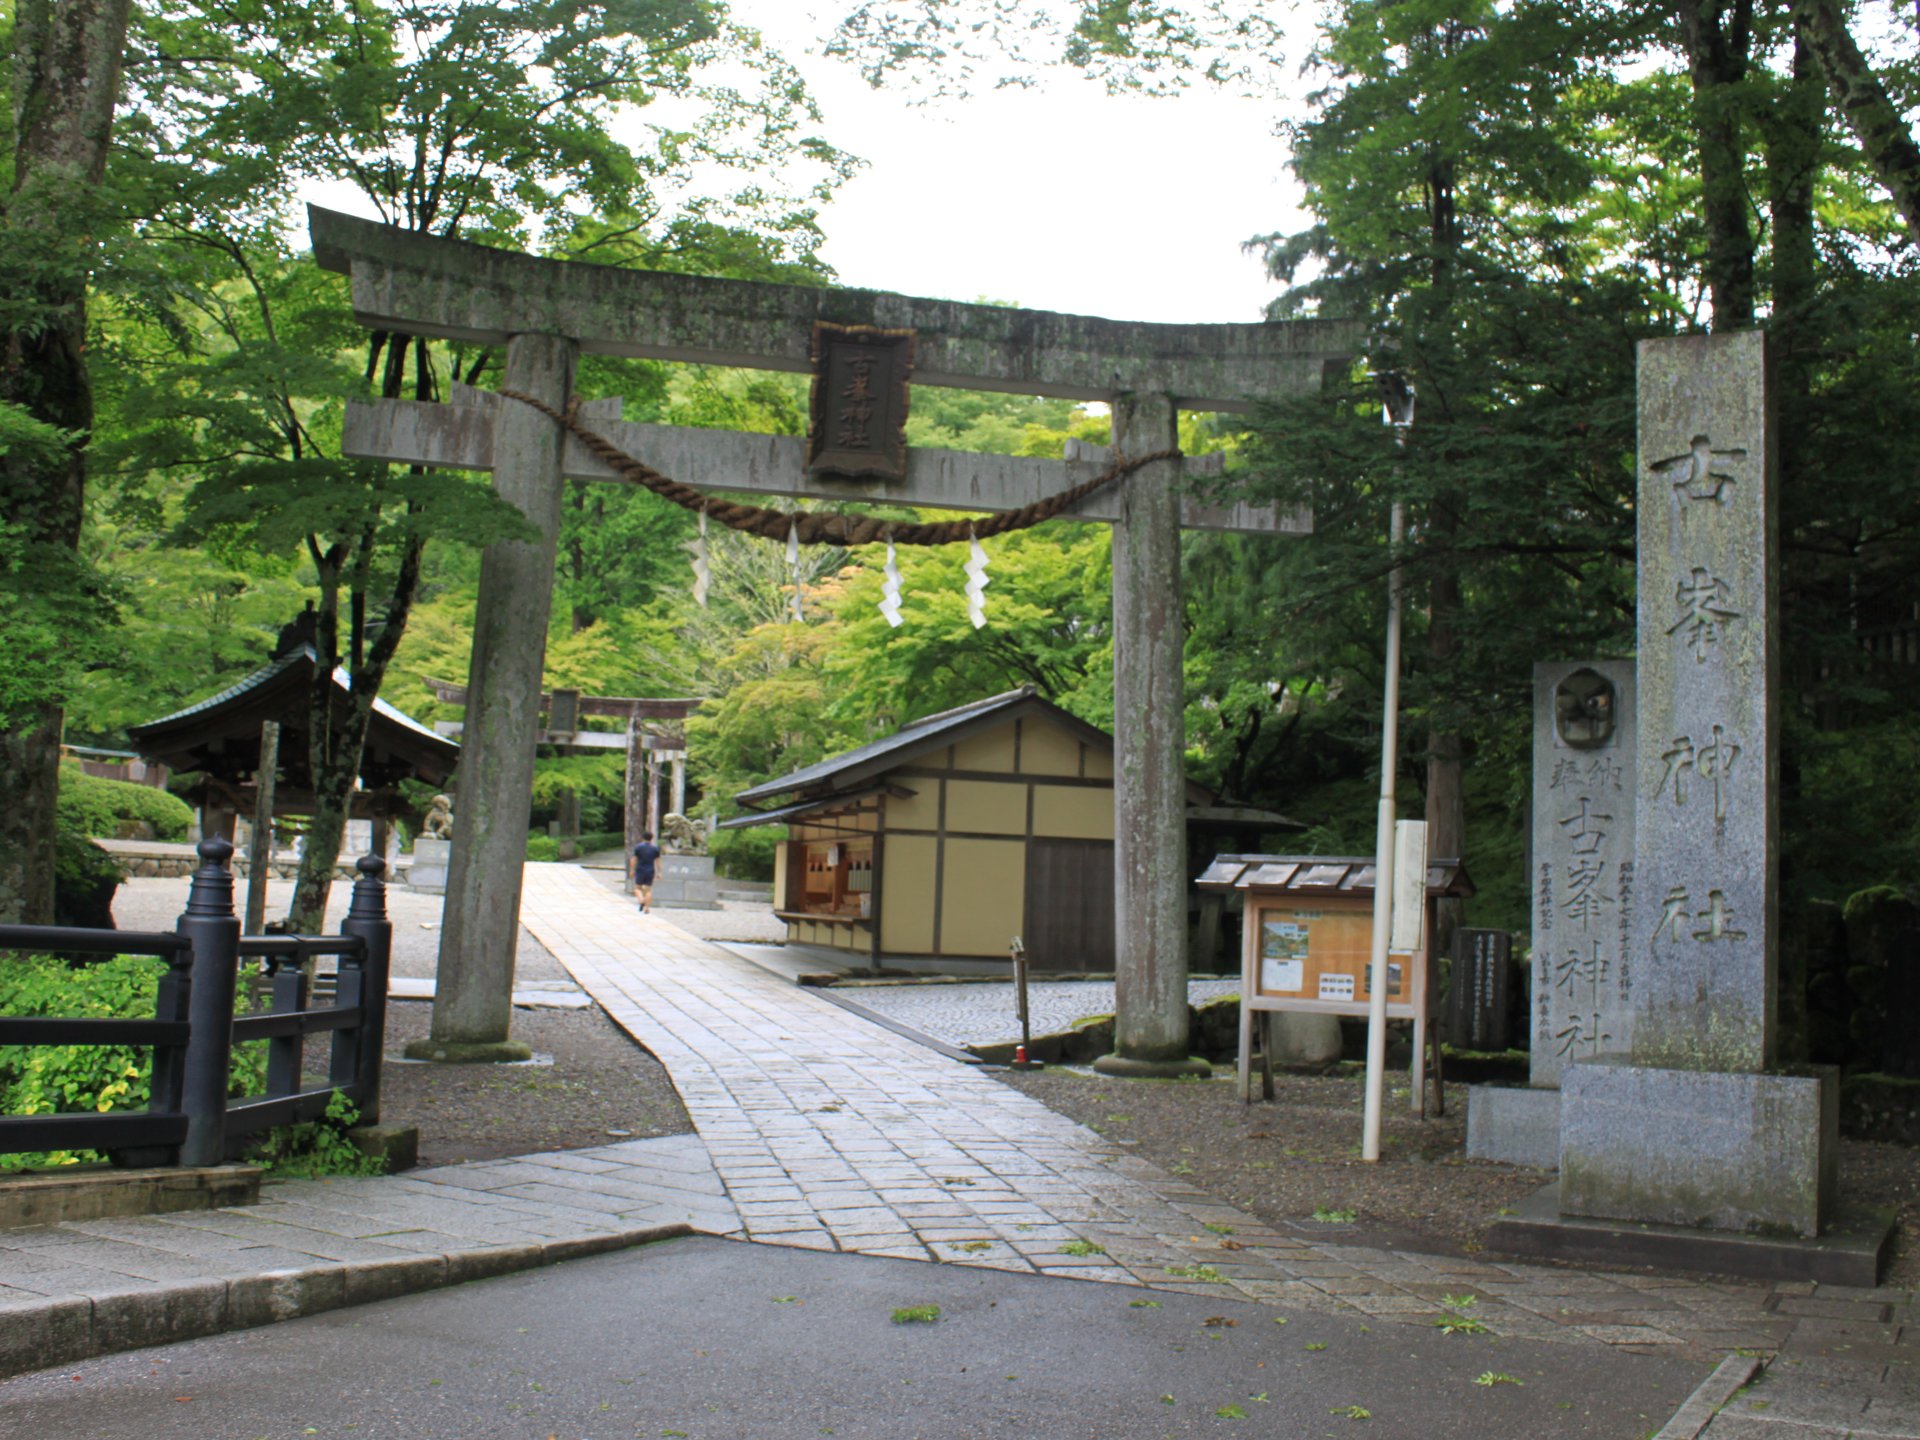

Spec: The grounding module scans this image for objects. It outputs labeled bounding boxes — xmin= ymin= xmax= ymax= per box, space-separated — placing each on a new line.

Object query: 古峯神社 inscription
xmin=1531 ymin=660 xmax=1636 ymax=1086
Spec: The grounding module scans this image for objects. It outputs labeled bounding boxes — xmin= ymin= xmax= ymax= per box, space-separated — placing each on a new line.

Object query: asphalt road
xmin=1 ymin=1237 xmax=1707 ymax=1440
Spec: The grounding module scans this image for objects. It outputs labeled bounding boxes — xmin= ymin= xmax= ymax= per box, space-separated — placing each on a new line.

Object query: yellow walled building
xmin=724 ymin=687 xmax=1216 ymax=974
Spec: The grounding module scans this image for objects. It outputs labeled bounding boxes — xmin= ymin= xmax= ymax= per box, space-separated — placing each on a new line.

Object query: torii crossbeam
xmin=313 ymin=205 xmax=1359 ymax=1071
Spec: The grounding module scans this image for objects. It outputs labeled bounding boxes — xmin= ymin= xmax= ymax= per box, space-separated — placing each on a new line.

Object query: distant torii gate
xmin=421 ymin=678 xmax=700 ymax=858
xmin=312 ymin=205 xmax=1359 ymax=1071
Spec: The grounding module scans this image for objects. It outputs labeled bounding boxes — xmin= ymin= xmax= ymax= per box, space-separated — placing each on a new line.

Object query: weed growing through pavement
xmin=890 ymin=1305 xmax=940 ymax=1324
xmin=1215 ymin=1403 xmax=1247 ymax=1418
xmin=1331 ymin=1405 xmax=1372 ymax=1419
xmin=1312 ymin=1205 xmax=1358 ymax=1223
xmin=1434 ymin=1295 xmax=1489 ymax=1335
xmin=1165 ymin=1263 xmax=1225 ymax=1283
xmin=1062 ymin=1239 xmax=1105 ymax=1256
xmin=1475 ymin=1372 xmax=1521 ymax=1386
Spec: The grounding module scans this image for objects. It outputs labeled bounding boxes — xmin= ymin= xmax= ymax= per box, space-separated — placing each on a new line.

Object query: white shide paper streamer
xmin=964 ymin=527 xmax=990 ymax=630
xmin=879 ymin=541 xmax=904 ymax=628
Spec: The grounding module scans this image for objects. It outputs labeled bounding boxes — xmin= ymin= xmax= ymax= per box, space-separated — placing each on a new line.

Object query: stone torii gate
xmin=420 ymin=677 xmax=699 ymax=858
xmin=311 ymin=205 xmax=1358 ymax=1071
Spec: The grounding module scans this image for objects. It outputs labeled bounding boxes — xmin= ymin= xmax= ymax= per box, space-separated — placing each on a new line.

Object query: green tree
xmin=0 ymin=0 xmax=135 ymax=922
xmin=92 ymin=0 xmax=852 ymax=929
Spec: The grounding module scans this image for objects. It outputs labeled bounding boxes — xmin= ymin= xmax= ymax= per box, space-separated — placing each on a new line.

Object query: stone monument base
xmin=402 ymin=1038 xmax=533 ymax=1064
xmin=1560 ymin=1056 xmax=1838 ymax=1238
xmin=1487 ymin=1182 xmax=1892 ymax=1288
xmin=1268 ymin=1013 xmax=1343 ymax=1066
xmin=1092 ymin=1052 xmax=1213 ymax=1080
xmin=1466 ymin=1085 xmax=1561 ymax=1169
xmin=653 ymin=853 xmax=720 ymax=911
xmin=405 ymin=837 xmax=450 ymax=894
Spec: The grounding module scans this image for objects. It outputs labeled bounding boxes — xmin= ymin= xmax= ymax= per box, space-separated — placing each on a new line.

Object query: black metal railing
xmin=0 ymin=838 xmax=392 ymax=1169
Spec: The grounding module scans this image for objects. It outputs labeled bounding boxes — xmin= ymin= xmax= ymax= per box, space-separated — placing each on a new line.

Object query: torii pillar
xmin=424 ymin=332 xmax=575 ymax=1060
xmin=313 ymin=204 xmax=1358 ymax=1072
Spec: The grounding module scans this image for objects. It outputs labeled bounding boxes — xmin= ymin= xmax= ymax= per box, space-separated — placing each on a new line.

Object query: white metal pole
xmin=1362 ymin=500 xmax=1406 ymax=1163
xmin=1362 ymin=374 xmax=1414 ymax=1164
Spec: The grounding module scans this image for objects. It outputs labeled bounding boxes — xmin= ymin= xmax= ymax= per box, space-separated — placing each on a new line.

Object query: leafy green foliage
xmin=0 ymin=953 xmax=267 ymax=1170
xmin=1434 ymin=1294 xmax=1489 ymax=1335
xmin=241 ymin=1090 xmax=385 ymax=1178
xmin=55 ymin=766 xmax=193 ymax=841
xmin=527 ymin=831 xmax=625 ymax=864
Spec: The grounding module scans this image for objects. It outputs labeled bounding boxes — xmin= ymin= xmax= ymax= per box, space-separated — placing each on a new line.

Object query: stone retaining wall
xmin=111 ymin=854 xmax=364 ymax=883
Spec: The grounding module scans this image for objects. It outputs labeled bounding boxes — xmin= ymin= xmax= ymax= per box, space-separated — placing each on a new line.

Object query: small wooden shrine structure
xmin=128 ymin=643 xmax=458 ymax=849
xmin=727 ymin=688 xmax=1296 ymax=974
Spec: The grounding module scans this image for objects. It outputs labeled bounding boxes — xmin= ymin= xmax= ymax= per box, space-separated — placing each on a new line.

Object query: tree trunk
xmin=1676 ymin=0 xmax=1757 ymax=329
xmin=287 ymin=328 xmax=435 ymax=931
xmin=0 ymin=0 xmax=133 ymax=923
xmin=1795 ymin=0 xmax=1920 ymax=246
xmin=1424 ymin=508 xmax=1466 ymax=958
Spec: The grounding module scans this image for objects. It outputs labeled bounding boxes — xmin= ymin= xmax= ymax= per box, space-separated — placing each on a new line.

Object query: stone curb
xmin=0 ymin=1223 xmax=692 ymax=1381
xmin=1652 ymin=1352 xmax=1764 ymax=1440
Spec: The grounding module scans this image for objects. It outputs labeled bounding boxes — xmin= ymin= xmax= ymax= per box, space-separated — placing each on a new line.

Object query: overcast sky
xmin=300 ymin=4 xmax=1321 ymax=325
xmin=729 ymin=2 xmax=1317 ymax=323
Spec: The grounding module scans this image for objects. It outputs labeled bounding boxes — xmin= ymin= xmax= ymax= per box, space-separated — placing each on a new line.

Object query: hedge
xmin=58 ymin=766 xmax=193 ymax=841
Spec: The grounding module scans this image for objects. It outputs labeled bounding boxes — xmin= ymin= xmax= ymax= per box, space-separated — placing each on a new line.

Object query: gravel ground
xmin=1002 ymin=1067 xmax=1548 ymax=1257
xmin=996 ymin=1064 xmax=1920 ymax=1283
xmin=378 ymin=999 xmax=690 ymax=1166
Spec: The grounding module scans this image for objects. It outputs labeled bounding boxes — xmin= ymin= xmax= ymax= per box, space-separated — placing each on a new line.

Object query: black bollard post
xmin=334 ymin=854 xmax=392 ymax=1124
xmin=137 ymin=938 xmax=197 ymax=1168
xmin=175 ymin=838 xmax=241 ymax=1167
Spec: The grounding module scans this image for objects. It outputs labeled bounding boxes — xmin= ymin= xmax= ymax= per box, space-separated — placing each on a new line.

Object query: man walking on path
xmin=630 ymin=831 xmax=661 ymax=912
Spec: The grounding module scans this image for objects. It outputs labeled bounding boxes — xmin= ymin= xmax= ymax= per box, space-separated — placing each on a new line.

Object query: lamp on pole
xmin=1362 ymin=372 xmax=1415 ymax=1163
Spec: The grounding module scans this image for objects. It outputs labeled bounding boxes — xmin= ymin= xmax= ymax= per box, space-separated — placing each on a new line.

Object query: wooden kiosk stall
xmin=724 ymin=687 xmax=1289 ymax=974
xmin=1196 ymin=854 xmax=1473 ymax=1113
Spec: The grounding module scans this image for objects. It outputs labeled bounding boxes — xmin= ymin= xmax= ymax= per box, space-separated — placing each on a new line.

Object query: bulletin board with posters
xmin=1246 ymin=899 xmax=1424 ymax=1018
xmin=1193 ymin=850 xmax=1475 ymax=1117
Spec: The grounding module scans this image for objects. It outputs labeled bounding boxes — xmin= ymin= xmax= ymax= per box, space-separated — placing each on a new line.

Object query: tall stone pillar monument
xmin=1558 ymin=330 xmax=1836 ymax=1239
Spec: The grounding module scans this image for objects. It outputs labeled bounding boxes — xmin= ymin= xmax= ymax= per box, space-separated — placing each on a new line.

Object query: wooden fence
xmin=0 ymin=839 xmax=392 ymax=1168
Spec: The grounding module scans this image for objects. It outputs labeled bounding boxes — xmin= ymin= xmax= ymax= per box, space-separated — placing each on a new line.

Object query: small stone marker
xmin=1529 ymin=659 xmax=1635 ymax=1086
xmin=1446 ymin=927 xmax=1512 ymax=1052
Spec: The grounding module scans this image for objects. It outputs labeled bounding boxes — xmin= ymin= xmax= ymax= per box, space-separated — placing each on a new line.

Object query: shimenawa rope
xmin=498 ymin=389 xmax=1179 ymax=547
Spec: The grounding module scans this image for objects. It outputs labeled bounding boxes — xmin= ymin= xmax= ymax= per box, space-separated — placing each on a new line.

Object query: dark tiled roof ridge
xmin=896 ymin=684 xmax=1037 ymax=734
xmin=130 ymin=644 xmax=448 ymax=749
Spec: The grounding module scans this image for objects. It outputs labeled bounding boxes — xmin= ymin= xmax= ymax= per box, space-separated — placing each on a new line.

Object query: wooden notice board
xmin=1198 ymin=853 xmax=1473 ymax=1115
xmin=1246 ymin=897 xmax=1427 ymax=1019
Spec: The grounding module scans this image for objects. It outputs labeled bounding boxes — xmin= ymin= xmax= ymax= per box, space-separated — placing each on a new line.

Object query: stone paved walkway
xmin=517 ymin=865 xmax=1799 ymax=1359
xmin=825 ymin=974 xmax=1240 ymax=1050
